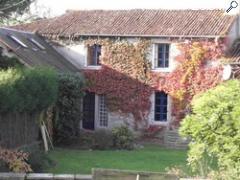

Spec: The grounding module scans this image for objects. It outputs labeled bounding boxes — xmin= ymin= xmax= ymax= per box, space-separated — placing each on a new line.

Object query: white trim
xmin=148 ymin=92 xmax=172 ymax=126
xmin=83 ymin=65 xmax=102 ymax=70
xmin=95 ymin=94 xmax=109 ymax=129
xmin=94 ymin=95 xmax=99 ymax=129
xmin=151 ymin=43 xmax=172 ymax=72
xmin=84 ymin=45 xmax=102 ymax=69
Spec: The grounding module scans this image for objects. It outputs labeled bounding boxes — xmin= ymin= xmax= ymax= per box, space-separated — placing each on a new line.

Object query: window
xmin=28 ymin=38 xmax=46 ymax=50
xmin=8 ymin=35 xmax=28 ymax=48
xmin=154 ymin=44 xmax=169 ymax=68
xmin=98 ymin=95 xmax=108 ymax=127
xmin=87 ymin=44 xmax=101 ymax=66
xmin=154 ymin=91 xmax=168 ymax=122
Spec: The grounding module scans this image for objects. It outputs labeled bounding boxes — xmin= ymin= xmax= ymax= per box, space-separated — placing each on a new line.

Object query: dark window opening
xmin=82 ymin=92 xmax=95 ymax=130
xmin=154 ymin=91 xmax=168 ymax=122
xmin=156 ymin=44 xmax=169 ymax=68
xmin=87 ymin=44 xmax=101 ymax=66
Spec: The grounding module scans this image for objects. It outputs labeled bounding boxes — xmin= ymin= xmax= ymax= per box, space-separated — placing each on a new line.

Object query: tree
xmin=0 ymin=0 xmax=35 ymax=24
xmin=0 ymin=0 xmax=33 ymax=17
xmin=180 ymin=80 xmax=240 ymax=179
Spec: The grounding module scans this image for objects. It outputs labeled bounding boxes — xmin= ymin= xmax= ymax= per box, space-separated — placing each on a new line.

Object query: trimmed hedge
xmin=54 ymin=73 xmax=85 ymax=144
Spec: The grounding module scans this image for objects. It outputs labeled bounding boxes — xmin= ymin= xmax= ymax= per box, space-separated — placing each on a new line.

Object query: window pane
xmin=99 ymin=95 xmax=108 ymax=127
xmin=156 ymin=44 xmax=170 ymax=68
xmin=88 ymin=44 xmax=101 ymax=66
xmin=154 ymin=91 xmax=168 ymax=122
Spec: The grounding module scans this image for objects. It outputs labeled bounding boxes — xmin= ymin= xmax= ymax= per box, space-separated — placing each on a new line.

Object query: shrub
xmin=0 ymin=147 xmax=32 ymax=173
xmin=92 ymin=129 xmax=114 ymax=150
xmin=0 ymin=55 xmax=22 ymax=70
xmin=54 ymin=73 xmax=85 ymax=144
xmin=180 ymin=80 xmax=240 ymax=177
xmin=21 ymin=144 xmax=54 ymax=172
xmin=0 ymin=67 xmax=58 ymax=113
xmin=112 ymin=126 xmax=134 ymax=150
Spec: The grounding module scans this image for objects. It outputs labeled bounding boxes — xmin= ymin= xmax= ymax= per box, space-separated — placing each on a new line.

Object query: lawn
xmin=45 ymin=145 xmax=187 ymax=174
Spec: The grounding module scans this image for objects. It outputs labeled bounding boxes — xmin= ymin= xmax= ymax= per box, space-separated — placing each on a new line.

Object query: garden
xmin=0 ymin=41 xmax=239 ymax=179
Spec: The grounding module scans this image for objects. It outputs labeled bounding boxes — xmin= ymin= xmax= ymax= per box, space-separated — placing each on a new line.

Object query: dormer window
xmin=8 ymin=35 xmax=28 ymax=48
xmin=87 ymin=44 xmax=101 ymax=66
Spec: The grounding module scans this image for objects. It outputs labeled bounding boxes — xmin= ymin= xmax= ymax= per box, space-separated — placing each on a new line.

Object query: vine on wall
xmin=83 ymin=39 xmax=225 ymax=127
xmin=84 ymin=39 xmax=152 ymax=126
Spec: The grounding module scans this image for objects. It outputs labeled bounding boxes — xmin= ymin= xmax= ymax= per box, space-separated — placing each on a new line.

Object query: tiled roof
xmin=0 ymin=28 xmax=80 ymax=72
xmin=226 ymin=40 xmax=240 ymax=63
xmin=12 ymin=9 xmax=236 ymax=38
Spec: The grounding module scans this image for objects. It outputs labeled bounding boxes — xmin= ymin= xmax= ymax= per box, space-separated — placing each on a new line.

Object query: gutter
xmin=42 ymin=33 xmax=225 ymax=40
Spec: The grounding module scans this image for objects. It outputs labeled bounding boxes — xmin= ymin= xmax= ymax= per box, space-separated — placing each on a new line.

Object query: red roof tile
xmin=12 ymin=9 xmax=236 ymax=38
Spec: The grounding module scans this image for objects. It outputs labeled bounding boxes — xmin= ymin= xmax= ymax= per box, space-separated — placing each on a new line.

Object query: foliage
xmin=143 ymin=125 xmax=164 ymax=138
xmin=0 ymin=67 xmax=58 ymax=114
xmin=92 ymin=129 xmax=114 ymax=150
xmin=84 ymin=39 xmax=152 ymax=125
xmin=0 ymin=147 xmax=32 ymax=173
xmin=180 ymin=80 xmax=240 ymax=177
xmin=21 ymin=144 xmax=54 ymax=172
xmin=84 ymin=39 xmax=224 ymax=126
xmin=0 ymin=0 xmax=34 ymax=22
xmin=155 ymin=41 xmax=224 ymax=124
xmin=112 ymin=126 xmax=134 ymax=150
xmin=54 ymin=73 xmax=85 ymax=144
xmin=0 ymin=55 xmax=23 ymax=69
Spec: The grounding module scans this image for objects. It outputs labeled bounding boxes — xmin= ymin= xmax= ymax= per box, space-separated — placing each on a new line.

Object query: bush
xmin=92 ymin=129 xmax=114 ymax=150
xmin=21 ymin=144 xmax=54 ymax=172
xmin=54 ymin=73 xmax=85 ymax=144
xmin=180 ymin=80 xmax=240 ymax=177
xmin=0 ymin=147 xmax=32 ymax=173
xmin=112 ymin=126 xmax=134 ymax=150
xmin=0 ymin=55 xmax=22 ymax=70
xmin=0 ymin=67 xmax=58 ymax=113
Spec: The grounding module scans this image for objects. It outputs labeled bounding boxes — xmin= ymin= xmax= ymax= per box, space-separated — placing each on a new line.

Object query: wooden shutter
xmin=87 ymin=46 xmax=94 ymax=66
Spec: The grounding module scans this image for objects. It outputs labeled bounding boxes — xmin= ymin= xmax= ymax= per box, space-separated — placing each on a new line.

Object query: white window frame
xmin=80 ymin=94 xmax=109 ymax=129
xmin=151 ymin=43 xmax=171 ymax=72
xmin=95 ymin=95 xmax=109 ymax=129
xmin=149 ymin=92 xmax=172 ymax=126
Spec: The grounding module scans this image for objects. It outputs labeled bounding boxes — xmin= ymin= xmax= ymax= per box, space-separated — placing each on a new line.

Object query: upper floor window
xmin=154 ymin=44 xmax=170 ymax=68
xmin=87 ymin=44 xmax=101 ymax=66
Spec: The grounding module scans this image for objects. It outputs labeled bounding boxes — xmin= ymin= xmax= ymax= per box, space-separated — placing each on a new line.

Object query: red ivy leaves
xmin=84 ymin=66 xmax=152 ymax=123
xmin=83 ymin=40 xmax=225 ymax=126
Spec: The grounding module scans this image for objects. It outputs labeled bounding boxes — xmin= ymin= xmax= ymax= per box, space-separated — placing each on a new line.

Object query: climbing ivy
xmin=83 ymin=39 xmax=224 ymax=127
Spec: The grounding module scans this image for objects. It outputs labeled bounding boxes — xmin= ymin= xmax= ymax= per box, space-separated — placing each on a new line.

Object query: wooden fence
xmin=0 ymin=112 xmax=40 ymax=149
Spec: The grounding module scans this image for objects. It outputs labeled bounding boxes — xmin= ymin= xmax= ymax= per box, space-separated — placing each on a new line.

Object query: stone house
xmin=11 ymin=9 xmax=240 ymax=142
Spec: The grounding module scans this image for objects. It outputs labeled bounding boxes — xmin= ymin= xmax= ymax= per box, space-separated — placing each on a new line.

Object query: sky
xmin=33 ymin=0 xmax=240 ymax=17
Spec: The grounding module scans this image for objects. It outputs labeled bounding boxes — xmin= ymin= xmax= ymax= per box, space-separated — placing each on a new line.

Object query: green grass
xmin=44 ymin=145 xmax=187 ymax=174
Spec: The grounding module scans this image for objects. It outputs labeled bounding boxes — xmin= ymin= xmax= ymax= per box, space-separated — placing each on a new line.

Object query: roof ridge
xmin=65 ymin=9 xmax=225 ymax=13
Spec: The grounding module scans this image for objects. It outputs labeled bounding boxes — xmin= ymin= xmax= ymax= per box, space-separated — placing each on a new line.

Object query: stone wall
xmin=0 ymin=173 xmax=92 ymax=180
